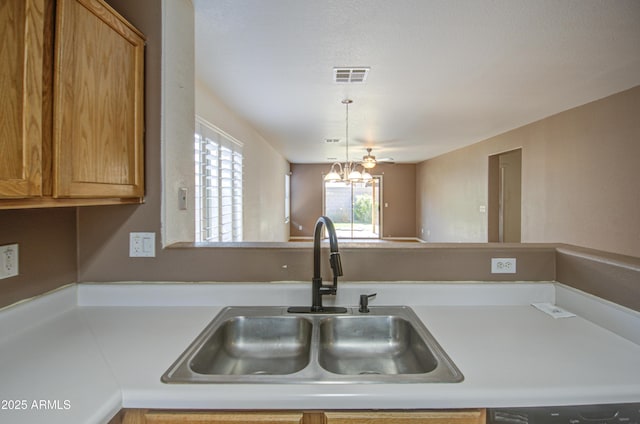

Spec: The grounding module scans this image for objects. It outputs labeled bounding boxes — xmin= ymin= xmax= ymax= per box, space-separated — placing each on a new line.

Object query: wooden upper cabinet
xmin=53 ymin=0 xmax=145 ymax=198
xmin=0 ymin=0 xmax=144 ymax=208
xmin=0 ymin=0 xmax=46 ymax=198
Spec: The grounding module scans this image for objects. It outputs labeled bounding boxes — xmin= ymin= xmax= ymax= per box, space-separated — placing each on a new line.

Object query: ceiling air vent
xmin=333 ymin=67 xmax=370 ymax=84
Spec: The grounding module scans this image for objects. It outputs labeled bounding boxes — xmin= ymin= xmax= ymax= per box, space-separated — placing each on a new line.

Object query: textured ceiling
xmin=194 ymin=0 xmax=640 ymax=164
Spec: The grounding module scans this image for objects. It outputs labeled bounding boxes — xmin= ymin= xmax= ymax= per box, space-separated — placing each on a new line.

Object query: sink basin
xmin=190 ymin=316 xmax=312 ymax=375
xmin=162 ymin=306 xmax=463 ymax=384
xmin=318 ymin=315 xmax=438 ymax=375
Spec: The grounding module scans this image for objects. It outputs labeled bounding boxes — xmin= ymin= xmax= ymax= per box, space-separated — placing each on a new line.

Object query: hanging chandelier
xmin=324 ymin=99 xmax=372 ymax=183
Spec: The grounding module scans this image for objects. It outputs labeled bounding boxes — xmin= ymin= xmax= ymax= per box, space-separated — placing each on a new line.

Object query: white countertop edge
xmin=555 ymin=283 xmax=640 ymax=345
xmin=0 ymin=284 xmax=76 ymax=343
xmin=87 ymin=391 xmax=121 ymax=424
xmin=121 ymin=385 xmax=640 ymax=410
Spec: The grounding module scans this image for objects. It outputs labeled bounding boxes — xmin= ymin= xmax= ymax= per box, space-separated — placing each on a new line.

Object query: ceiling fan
xmin=361 ymin=148 xmax=395 ymax=168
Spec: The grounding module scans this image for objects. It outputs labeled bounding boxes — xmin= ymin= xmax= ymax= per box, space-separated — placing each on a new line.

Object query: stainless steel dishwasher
xmin=488 ymin=403 xmax=640 ymax=424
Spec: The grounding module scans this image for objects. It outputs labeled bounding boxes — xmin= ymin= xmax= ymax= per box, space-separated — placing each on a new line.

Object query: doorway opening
xmin=488 ymin=149 xmax=522 ymax=242
xmin=323 ymin=177 xmax=381 ymax=239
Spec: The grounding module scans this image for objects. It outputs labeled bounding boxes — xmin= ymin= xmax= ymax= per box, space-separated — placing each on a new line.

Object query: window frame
xmin=194 ymin=116 xmax=243 ymax=242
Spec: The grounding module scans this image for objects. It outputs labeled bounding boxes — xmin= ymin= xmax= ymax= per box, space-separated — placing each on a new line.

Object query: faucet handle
xmin=359 ymin=293 xmax=377 ymax=313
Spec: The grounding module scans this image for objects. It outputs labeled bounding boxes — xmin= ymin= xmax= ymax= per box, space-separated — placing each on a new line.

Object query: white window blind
xmin=195 ymin=117 xmax=243 ymax=242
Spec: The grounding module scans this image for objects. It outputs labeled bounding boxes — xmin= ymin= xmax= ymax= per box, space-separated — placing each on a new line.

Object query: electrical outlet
xmin=491 ymin=257 xmax=516 ymax=274
xmin=0 ymin=244 xmax=19 ymax=279
xmin=129 ymin=232 xmax=156 ymax=257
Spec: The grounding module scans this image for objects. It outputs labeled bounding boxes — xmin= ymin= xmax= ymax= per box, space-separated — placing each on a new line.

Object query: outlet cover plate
xmin=0 ymin=244 xmax=19 ymax=279
xmin=129 ymin=232 xmax=156 ymax=257
xmin=491 ymin=257 xmax=516 ymax=274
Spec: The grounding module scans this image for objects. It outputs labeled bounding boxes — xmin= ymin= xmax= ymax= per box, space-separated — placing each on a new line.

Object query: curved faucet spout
xmin=288 ymin=216 xmax=347 ymax=314
xmin=311 ymin=216 xmax=343 ymax=312
xmin=314 ymin=216 xmax=343 ymax=279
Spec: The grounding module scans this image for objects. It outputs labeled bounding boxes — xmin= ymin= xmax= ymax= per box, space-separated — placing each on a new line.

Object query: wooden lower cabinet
xmin=121 ymin=409 xmax=486 ymax=424
xmin=122 ymin=410 xmax=305 ymax=424
xmin=323 ymin=410 xmax=486 ymax=423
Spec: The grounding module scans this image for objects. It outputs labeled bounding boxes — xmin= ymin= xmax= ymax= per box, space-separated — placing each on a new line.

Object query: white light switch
xmin=178 ymin=188 xmax=188 ymax=210
xmin=130 ymin=232 xmax=156 ymax=257
xmin=0 ymin=244 xmax=19 ymax=279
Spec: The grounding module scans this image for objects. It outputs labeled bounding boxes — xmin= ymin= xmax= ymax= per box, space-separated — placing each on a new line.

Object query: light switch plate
xmin=178 ymin=187 xmax=188 ymax=210
xmin=0 ymin=244 xmax=19 ymax=279
xmin=129 ymin=232 xmax=156 ymax=257
xmin=491 ymin=257 xmax=516 ymax=274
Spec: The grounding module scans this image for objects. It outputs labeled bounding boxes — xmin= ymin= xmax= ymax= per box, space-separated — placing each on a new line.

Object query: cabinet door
xmin=53 ymin=0 xmax=144 ymax=198
xmin=122 ymin=410 xmax=304 ymax=424
xmin=0 ymin=0 xmax=45 ymax=198
xmin=323 ymin=409 xmax=486 ymax=424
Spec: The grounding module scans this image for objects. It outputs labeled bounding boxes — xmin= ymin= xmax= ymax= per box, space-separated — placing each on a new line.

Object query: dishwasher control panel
xmin=488 ymin=403 xmax=640 ymax=424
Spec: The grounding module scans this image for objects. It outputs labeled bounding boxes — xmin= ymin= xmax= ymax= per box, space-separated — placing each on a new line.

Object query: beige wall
xmin=290 ymin=164 xmax=325 ymax=237
xmin=487 ymin=149 xmax=522 ymax=243
xmin=161 ymin=0 xmax=196 ymax=245
xmin=417 ymin=147 xmax=488 ymax=242
xmin=195 ymin=79 xmax=290 ymax=242
xmin=290 ymin=163 xmax=416 ymax=238
xmin=0 ymin=209 xmax=77 ymax=308
xmin=556 ymin=245 xmax=640 ymax=312
xmin=417 ymin=85 xmax=640 ymax=258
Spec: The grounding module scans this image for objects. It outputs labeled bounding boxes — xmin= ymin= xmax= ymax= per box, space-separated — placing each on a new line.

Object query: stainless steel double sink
xmin=162 ymin=306 xmax=463 ymax=384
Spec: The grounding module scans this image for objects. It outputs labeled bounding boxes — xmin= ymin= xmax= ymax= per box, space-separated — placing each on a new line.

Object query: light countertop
xmin=1 ymin=282 xmax=639 ymax=424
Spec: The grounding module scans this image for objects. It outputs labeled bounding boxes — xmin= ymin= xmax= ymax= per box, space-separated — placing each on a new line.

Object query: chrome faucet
xmin=288 ymin=216 xmax=347 ymax=314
